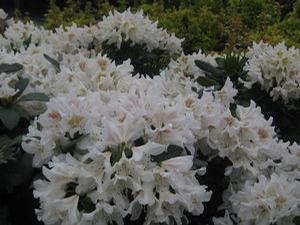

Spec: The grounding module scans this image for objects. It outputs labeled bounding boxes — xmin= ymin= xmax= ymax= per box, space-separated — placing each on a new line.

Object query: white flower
xmin=229 ymin=174 xmax=300 ymax=225
xmin=0 ymin=72 xmax=19 ymax=98
xmin=161 ymin=156 xmax=193 ymax=172
xmin=212 ymin=211 xmax=234 ymax=225
xmin=214 ymin=77 xmax=238 ymax=107
xmin=96 ymin=9 xmax=183 ymax=54
xmin=163 ymin=51 xmax=218 ymax=91
xmin=243 ymin=41 xmax=300 ymax=103
xmin=0 ymin=8 xmax=7 ymax=20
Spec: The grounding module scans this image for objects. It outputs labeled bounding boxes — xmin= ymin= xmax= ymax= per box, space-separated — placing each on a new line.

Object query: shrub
xmin=0 ymin=8 xmax=300 ymax=225
xmin=228 ymin=0 xmax=281 ymax=29
xmin=249 ymin=12 xmax=300 ymax=48
xmin=141 ymin=5 xmax=225 ymax=53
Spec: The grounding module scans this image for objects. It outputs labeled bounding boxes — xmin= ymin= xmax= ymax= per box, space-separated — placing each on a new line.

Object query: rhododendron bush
xmin=0 ymin=8 xmax=299 ymax=225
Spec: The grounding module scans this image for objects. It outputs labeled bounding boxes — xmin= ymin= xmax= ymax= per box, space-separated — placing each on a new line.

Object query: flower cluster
xmin=243 ymin=41 xmax=300 ymax=103
xmin=162 ymin=51 xmax=218 ymax=91
xmin=0 ymin=9 xmax=182 ymax=56
xmin=96 ymin=9 xmax=183 ymax=53
xmin=229 ymin=174 xmax=299 ymax=225
xmin=0 ymin=9 xmax=7 ymax=20
xmin=23 ymin=78 xmax=213 ymax=224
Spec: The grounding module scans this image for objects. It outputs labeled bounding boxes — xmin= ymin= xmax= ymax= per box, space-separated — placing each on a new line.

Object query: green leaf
xmin=151 ymin=145 xmax=183 ymax=164
xmin=78 ymin=195 xmax=96 ymax=213
xmin=192 ymin=159 xmax=208 ymax=169
xmin=196 ymin=76 xmax=220 ymax=87
xmin=229 ymin=103 xmax=238 ymax=118
xmin=23 ymin=34 xmax=32 ymax=49
xmin=11 ymin=135 xmax=23 ymax=145
xmin=0 ymin=153 xmax=34 ymax=192
xmin=0 ymin=107 xmax=20 ymax=130
xmin=216 ymin=53 xmax=248 ymax=79
xmin=0 ymin=63 xmax=23 ymax=73
xmin=44 ymin=54 xmax=61 ymax=73
xmin=195 ymin=60 xmax=224 ymax=77
xmin=124 ymin=147 xmax=133 ymax=158
xmin=215 ymin=57 xmax=225 ymax=67
xmin=237 ymin=99 xmax=251 ymax=107
xmin=14 ymin=78 xmax=29 ymax=99
xmin=17 ymin=92 xmax=49 ymax=102
xmin=65 ymin=182 xmax=78 ymax=197
xmin=110 ymin=148 xmax=123 ymax=166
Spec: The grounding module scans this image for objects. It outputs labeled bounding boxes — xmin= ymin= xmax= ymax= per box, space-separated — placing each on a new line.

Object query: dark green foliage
xmin=0 ymin=107 xmax=21 ymax=131
xmin=150 ymin=145 xmax=183 ymax=164
xmin=43 ymin=54 xmax=61 ymax=73
xmin=44 ymin=0 xmax=114 ymax=28
xmin=192 ymin=159 xmax=208 ymax=169
xmin=16 ymin=93 xmax=49 ymax=103
xmin=110 ymin=147 xmax=124 ymax=166
xmin=14 ymin=78 xmax=30 ymax=99
xmin=0 ymin=153 xmax=34 ymax=192
xmin=228 ymin=0 xmax=281 ymax=29
xmin=195 ymin=53 xmax=247 ymax=89
xmin=78 ymin=195 xmax=96 ymax=213
xmin=109 ymin=142 xmax=133 ymax=166
xmin=141 ymin=5 xmax=225 ymax=53
xmin=250 ymin=16 xmax=300 ymax=48
xmin=65 ymin=181 xmax=96 ymax=213
xmin=102 ymin=41 xmax=172 ymax=76
xmin=0 ymin=63 xmax=23 ymax=74
xmin=276 ymin=0 xmax=298 ymax=18
xmin=65 ymin=182 xmax=78 ymax=197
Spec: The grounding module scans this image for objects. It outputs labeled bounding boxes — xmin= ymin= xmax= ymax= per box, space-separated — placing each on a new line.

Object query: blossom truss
xmin=33 ymin=151 xmax=211 ymax=225
xmin=96 ymin=9 xmax=183 ymax=54
xmin=229 ymin=174 xmax=300 ymax=225
xmin=22 ymin=72 xmax=214 ymax=224
xmin=0 ymin=8 xmax=182 ymax=56
xmin=243 ymin=41 xmax=300 ymax=103
xmin=21 ymin=49 xmax=300 ymax=225
xmin=0 ymin=8 xmax=7 ymax=20
xmin=192 ymin=76 xmax=300 ymax=224
xmin=162 ymin=51 xmax=218 ymax=92
xmin=161 ymin=51 xmax=300 ymax=224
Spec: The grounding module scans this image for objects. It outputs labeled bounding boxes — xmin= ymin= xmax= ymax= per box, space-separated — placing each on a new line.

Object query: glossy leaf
xmin=195 ymin=60 xmax=224 ymax=77
xmin=14 ymin=78 xmax=30 ymax=99
xmin=0 ymin=63 xmax=23 ymax=73
xmin=0 ymin=107 xmax=20 ymax=130
xmin=192 ymin=159 xmax=208 ymax=169
xmin=17 ymin=93 xmax=49 ymax=102
xmin=44 ymin=54 xmax=61 ymax=73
